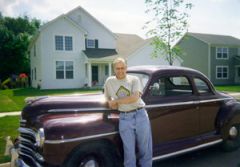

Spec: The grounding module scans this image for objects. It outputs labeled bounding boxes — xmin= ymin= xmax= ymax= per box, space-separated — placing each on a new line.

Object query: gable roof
xmin=115 ymin=33 xmax=145 ymax=57
xmin=39 ymin=14 xmax=88 ymax=34
xmin=66 ymin=6 xmax=117 ymax=39
xmin=188 ymin=32 xmax=240 ymax=46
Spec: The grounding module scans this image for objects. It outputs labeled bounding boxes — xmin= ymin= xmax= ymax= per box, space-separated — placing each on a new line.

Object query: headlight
xmin=36 ymin=128 xmax=45 ymax=148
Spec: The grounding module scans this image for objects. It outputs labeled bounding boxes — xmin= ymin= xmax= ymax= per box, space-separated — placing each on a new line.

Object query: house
xmin=29 ymin=6 xmax=181 ymax=89
xmin=176 ymin=32 xmax=240 ymax=85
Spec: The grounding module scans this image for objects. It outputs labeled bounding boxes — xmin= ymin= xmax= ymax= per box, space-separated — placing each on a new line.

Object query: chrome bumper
xmin=15 ymin=158 xmax=42 ymax=167
xmin=16 ymin=158 xmax=30 ymax=167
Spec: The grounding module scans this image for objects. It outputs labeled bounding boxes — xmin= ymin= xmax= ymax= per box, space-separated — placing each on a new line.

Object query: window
xmin=216 ymin=66 xmax=228 ymax=79
xmin=34 ymin=44 xmax=36 ymax=57
xmin=56 ymin=61 xmax=74 ymax=79
xmin=34 ymin=68 xmax=37 ymax=80
xmin=31 ymin=69 xmax=33 ymax=81
xmin=149 ymin=76 xmax=192 ymax=96
xmin=87 ymin=39 xmax=95 ymax=48
xmin=55 ymin=35 xmax=73 ymax=51
xmin=65 ymin=36 xmax=73 ymax=50
xmin=238 ymin=67 xmax=240 ymax=77
xmin=194 ymin=78 xmax=211 ymax=94
xmin=216 ymin=47 xmax=228 ymax=59
xmin=55 ymin=36 xmax=63 ymax=50
xmin=65 ymin=61 xmax=73 ymax=79
xmin=56 ymin=61 xmax=64 ymax=79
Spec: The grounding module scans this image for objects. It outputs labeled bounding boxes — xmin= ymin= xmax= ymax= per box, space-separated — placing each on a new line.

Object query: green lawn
xmin=215 ymin=85 xmax=240 ymax=92
xmin=0 ymin=88 xmax=101 ymax=112
xmin=0 ymin=116 xmax=19 ymax=164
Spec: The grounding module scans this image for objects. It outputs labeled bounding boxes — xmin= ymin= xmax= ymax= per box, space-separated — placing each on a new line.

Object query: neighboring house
xmin=29 ymin=6 xmax=181 ymax=89
xmin=176 ymin=32 xmax=240 ymax=85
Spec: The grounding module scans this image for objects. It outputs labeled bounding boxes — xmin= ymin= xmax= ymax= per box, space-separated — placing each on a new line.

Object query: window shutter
xmin=85 ymin=39 xmax=87 ymax=49
xmin=95 ymin=39 xmax=98 ymax=48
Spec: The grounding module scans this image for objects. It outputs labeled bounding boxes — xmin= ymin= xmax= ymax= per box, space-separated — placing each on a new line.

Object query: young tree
xmin=144 ymin=0 xmax=193 ymax=65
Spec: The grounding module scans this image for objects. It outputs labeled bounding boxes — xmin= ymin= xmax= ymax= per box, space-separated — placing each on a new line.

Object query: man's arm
xmin=108 ymin=91 xmax=140 ymax=108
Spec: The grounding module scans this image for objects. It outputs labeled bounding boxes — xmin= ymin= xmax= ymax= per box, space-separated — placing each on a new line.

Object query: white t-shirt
xmin=104 ymin=74 xmax=145 ymax=112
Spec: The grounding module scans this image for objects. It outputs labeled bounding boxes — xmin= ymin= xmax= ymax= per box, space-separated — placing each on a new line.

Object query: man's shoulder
xmin=105 ymin=76 xmax=116 ymax=83
xmin=127 ymin=74 xmax=139 ymax=81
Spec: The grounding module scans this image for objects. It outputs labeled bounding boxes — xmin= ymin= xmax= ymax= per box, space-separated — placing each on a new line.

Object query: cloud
xmin=0 ymin=0 xmax=18 ymax=16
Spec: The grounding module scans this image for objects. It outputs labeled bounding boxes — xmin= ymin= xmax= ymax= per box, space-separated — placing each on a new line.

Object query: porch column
xmin=88 ymin=62 xmax=92 ymax=87
xmin=108 ymin=62 xmax=112 ymax=77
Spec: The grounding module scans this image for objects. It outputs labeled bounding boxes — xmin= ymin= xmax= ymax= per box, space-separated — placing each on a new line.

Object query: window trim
xmin=216 ymin=47 xmax=229 ymax=60
xmin=65 ymin=36 xmax=73 ymax=51
xmin=56 ymin=61 xmax=74 ymax=79
xmin=216 ymin=65 xmax=229 ymax=79
xmin=86 ymin=39 xmax=95 ymax=48
xmin=54 ymin=35 xmax=73 ymax=51
xmin=193 ymin=77 xmax=213 ymax=95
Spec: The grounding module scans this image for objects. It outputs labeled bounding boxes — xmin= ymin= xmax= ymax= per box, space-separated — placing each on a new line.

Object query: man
xmin=104 ymin=57 xmax=152 ymax=167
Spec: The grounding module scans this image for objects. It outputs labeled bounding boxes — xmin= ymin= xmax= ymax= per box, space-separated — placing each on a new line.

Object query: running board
xmin=152 ymin=139 xmax=223 ymax=161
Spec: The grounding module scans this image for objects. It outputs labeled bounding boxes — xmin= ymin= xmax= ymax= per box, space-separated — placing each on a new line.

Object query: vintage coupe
xmin=17 ymin=65 xmax=240 ymax=167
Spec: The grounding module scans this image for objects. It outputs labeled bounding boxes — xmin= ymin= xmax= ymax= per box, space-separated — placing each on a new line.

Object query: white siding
xmin=127 ymin=42 xmax=181 ymax=67
xmin=67 ymin=8 xmax=116 ymax=49
xmin=39 ymin=17 xmax=86 ymax=89
xmin=30 ymin=37 xmax=42 ymax=88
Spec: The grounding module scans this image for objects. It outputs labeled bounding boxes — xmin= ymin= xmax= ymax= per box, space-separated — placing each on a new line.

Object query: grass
xmin=215 ymin=85 xmax=240 ymax=92
xmin=0 ymin=88 xmax=101 ymax=112
xmin=0 ymin=116 xmax=19 ymax=164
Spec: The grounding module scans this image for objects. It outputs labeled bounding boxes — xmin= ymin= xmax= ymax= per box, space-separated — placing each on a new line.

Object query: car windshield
xmin=128 ymin=73 xmax=149 ymax=89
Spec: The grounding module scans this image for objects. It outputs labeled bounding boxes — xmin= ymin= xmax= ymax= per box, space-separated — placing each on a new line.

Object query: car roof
xmin=127 ymin=65 xmax=203 ymax=76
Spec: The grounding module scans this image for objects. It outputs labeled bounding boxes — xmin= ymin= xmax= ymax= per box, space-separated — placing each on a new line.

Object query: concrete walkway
xmin=0 ymin=162 xmax=10 ymax=167
xmin=0 ymin=111 xmax=20 ymax=118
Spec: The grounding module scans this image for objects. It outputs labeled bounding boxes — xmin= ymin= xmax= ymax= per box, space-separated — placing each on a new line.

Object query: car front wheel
xmin=64 ymin=141 xmax=122 ymax=167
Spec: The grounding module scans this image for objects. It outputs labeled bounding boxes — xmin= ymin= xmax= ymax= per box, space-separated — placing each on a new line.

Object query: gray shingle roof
xmin=188 ymin=32 xmax=240 ymax=46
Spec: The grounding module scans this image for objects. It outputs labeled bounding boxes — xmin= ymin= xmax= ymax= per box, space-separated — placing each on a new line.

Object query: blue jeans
xmin=119 ymin=108 xmax=152 ymax=167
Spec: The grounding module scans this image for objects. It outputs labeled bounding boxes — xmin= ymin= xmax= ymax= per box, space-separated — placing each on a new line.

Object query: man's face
xmin=114 ymin=62 xmax=127 ymax=80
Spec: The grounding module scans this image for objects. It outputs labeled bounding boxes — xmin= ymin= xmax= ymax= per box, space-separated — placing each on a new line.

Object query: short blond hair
xmin=112 ymin=57 xmax=127 ymax=67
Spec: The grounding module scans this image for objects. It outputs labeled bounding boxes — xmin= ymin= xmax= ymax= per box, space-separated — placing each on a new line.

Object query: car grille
xmin=18 ymin=127 xmax=44 ymax=167
xmin=20 ymin=118 xmax=27 ymax=127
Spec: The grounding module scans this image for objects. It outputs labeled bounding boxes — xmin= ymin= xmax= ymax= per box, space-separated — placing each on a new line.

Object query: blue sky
xmin=0 ymin=0 xmax=240 ymax=39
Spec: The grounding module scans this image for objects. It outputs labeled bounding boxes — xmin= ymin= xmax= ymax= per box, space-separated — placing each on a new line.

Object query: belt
xmin=119 ymin=107 xmax=144 ymax=114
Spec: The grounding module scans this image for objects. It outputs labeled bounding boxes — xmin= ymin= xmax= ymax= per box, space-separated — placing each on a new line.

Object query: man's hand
xmin=108 ymin=100 xmax=118 ymax=109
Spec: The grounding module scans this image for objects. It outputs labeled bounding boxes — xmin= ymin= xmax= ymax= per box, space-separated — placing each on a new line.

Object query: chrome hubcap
xmin=80 ymin=159 xmax=99 ymax=167
xmin=229 ymin=126 xmax=238 ymax=138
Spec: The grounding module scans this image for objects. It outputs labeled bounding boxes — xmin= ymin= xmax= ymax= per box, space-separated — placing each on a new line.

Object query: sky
xmin=0 ymin=0 xmax=240 ymax=39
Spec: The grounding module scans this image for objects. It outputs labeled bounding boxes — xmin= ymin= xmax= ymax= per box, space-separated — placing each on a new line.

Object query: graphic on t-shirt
xmin=116 ymin=86 xmax=130 ymax=98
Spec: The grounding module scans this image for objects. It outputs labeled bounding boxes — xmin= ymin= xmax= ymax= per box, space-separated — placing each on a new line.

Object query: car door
xmin=192 ymin=77 xmax=222 ymax=140
xmin=143 ymin=74 xmax=200 ymax=156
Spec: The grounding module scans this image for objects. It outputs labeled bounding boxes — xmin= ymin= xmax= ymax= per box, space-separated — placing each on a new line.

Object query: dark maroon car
xmin=17 ymin=65 xmax=240 ymax=167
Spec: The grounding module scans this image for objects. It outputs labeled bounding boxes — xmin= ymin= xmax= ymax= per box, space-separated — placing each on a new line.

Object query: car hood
xmin=21 ymin=93 xmax=109 ymax=122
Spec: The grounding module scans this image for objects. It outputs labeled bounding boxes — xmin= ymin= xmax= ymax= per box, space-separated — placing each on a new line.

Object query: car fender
xmin=215 ymin=99 xmax=240 ymax=138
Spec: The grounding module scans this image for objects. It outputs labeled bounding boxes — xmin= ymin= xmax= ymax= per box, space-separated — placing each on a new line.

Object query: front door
xmin=144 ymin=75 xmax=199 ymax=156
xmin=235 ymin=66 xmax=240 ymax=83
xmin=92 ymin=65 xmax=98 ymax=86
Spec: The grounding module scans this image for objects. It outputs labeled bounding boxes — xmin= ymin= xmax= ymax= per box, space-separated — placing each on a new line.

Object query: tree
xmin=144 ymin=0 xmax=193 ymax=65
xmin=0 ymin=15 xmax=40 ymax=81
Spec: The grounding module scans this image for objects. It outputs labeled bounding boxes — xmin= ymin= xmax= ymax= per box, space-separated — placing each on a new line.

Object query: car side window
xmin=194 ymin=78 xmax=211 ymax=94
xmin=150 ymin=76 xmax=193 ymax=97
